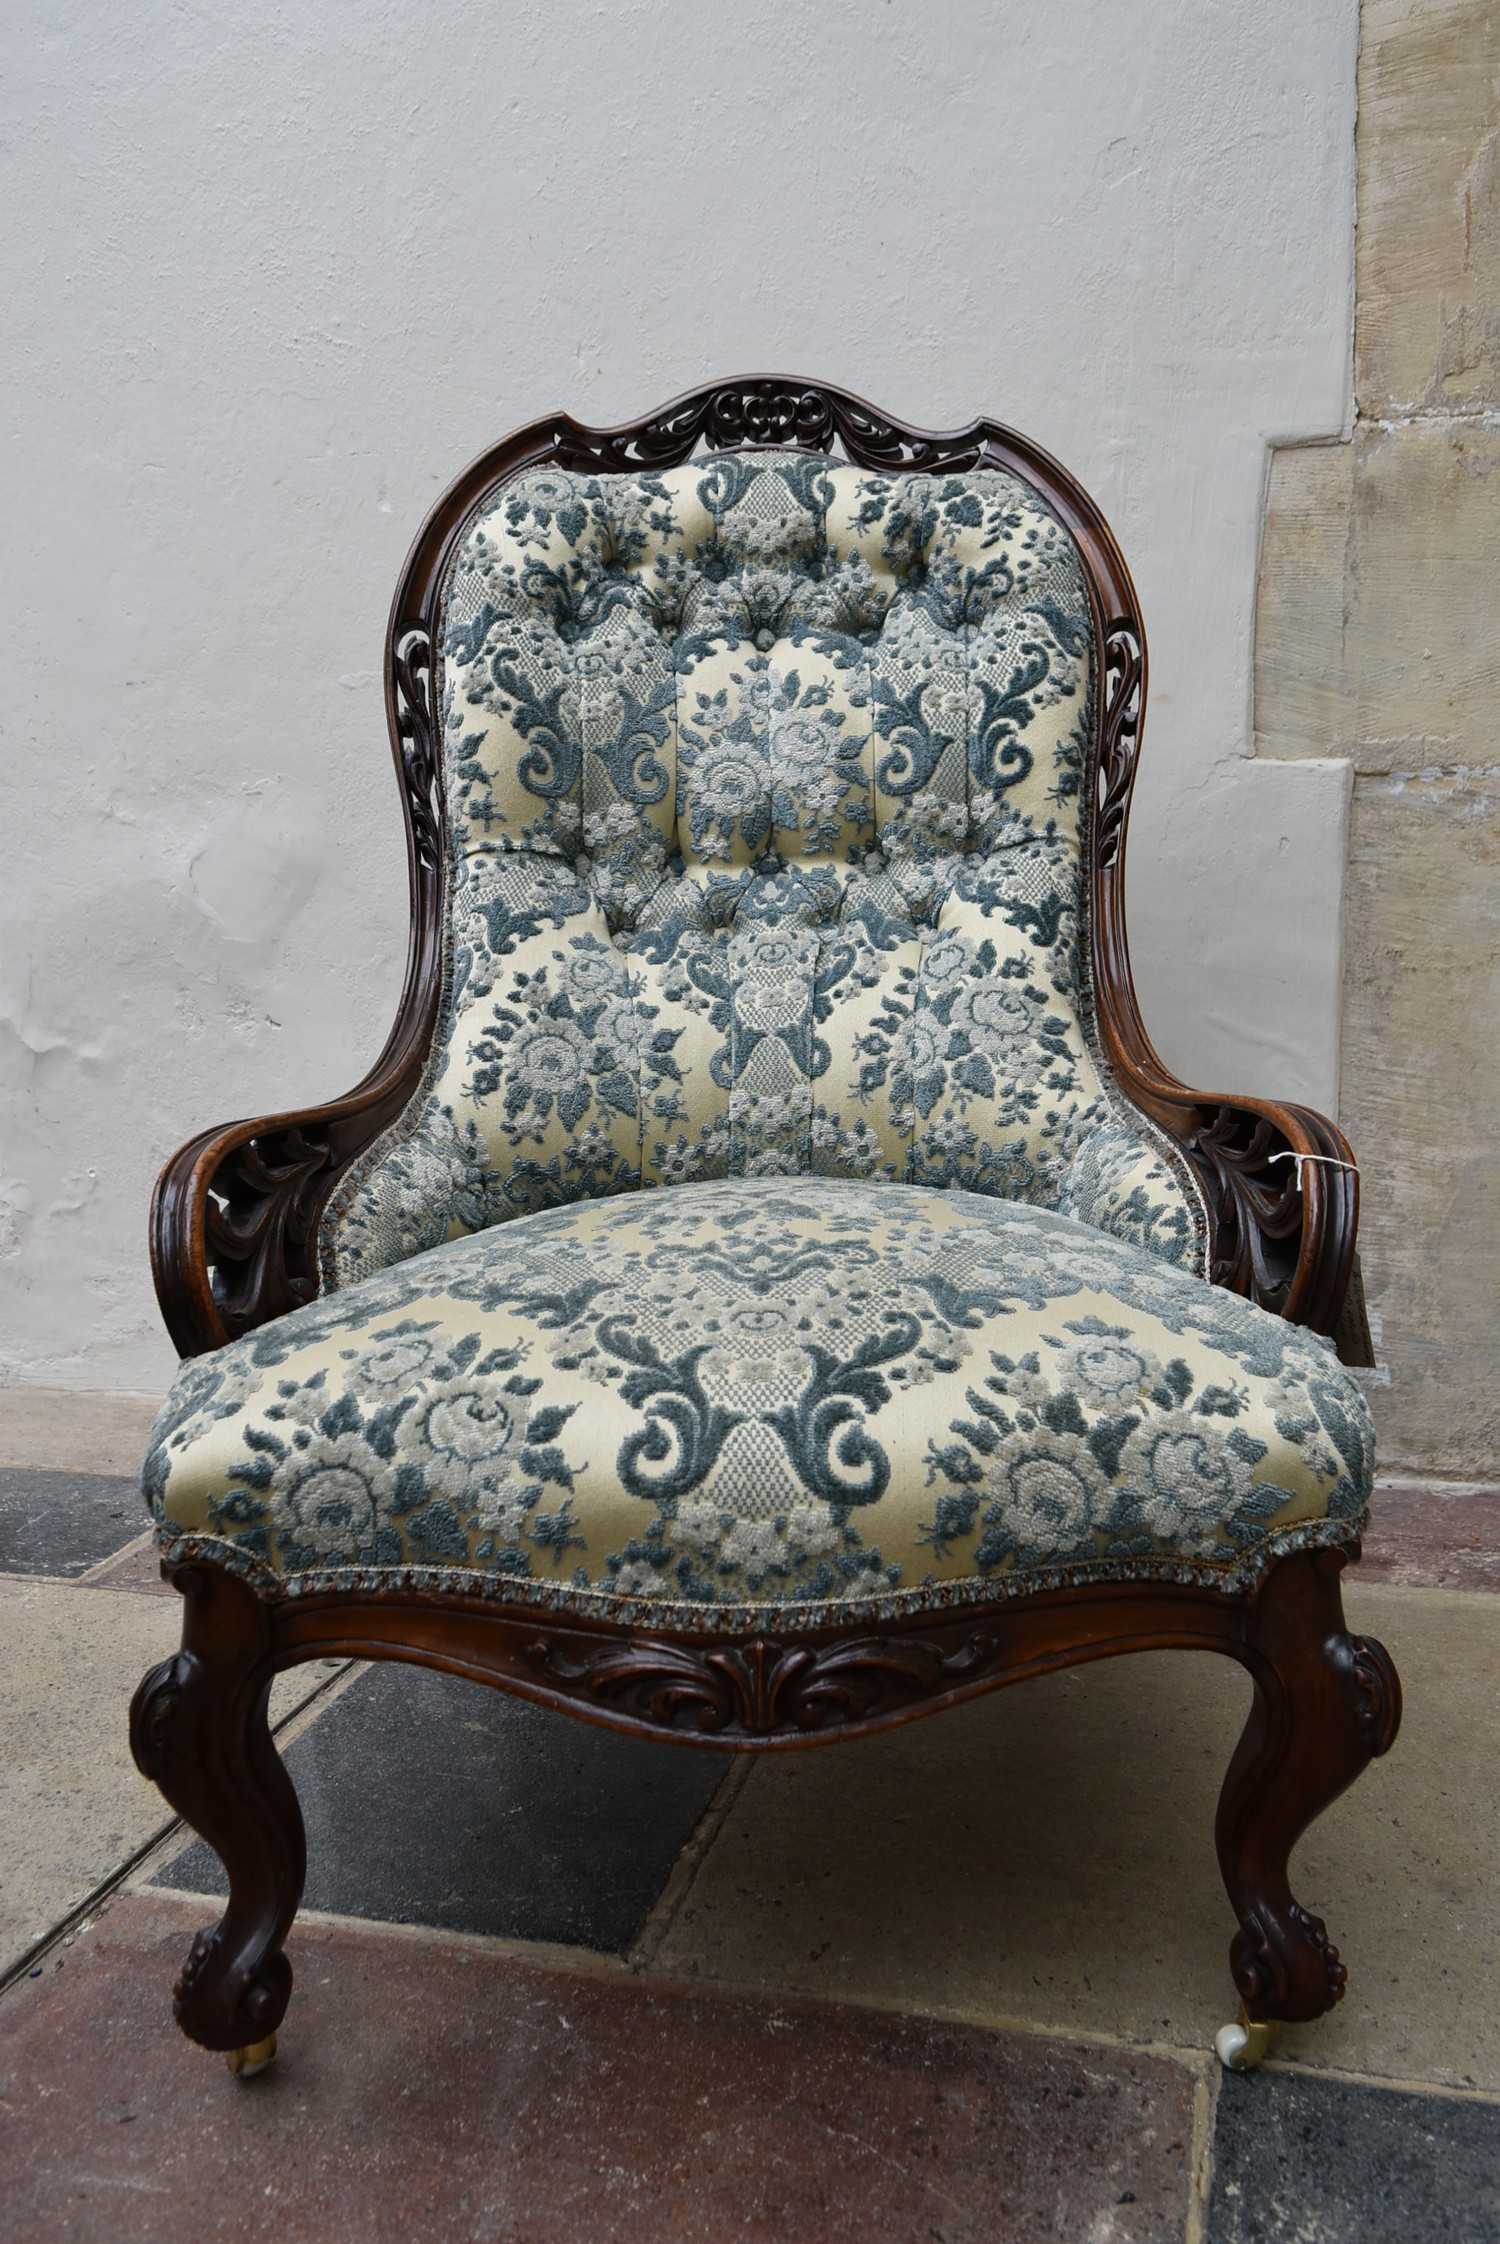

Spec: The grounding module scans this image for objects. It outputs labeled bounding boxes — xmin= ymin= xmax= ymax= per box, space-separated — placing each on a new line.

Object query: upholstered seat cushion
xmin=146 ymin=1180 xmax=1372 ymax=1632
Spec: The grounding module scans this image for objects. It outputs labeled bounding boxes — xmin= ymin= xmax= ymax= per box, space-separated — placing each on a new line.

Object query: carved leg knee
xmin=1216 ymin=1548 xmax=1400 ymax=2035
xmin=130 ymin=1566 xmax=305 ymax=2055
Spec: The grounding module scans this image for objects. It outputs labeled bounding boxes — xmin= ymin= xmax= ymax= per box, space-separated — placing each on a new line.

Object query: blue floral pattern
xmin=319 ymin=457 xmax=1206 ymax=1287
xmin=149 ymin=1180 xmax=1371 ymax=1632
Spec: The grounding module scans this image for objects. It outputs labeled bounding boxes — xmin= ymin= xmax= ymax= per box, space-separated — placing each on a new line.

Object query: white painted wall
xmin=1 ymin=0 xmax=1359 ymax=1393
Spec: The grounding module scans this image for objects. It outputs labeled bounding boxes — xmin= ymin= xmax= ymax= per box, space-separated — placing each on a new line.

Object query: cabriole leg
xmin=1214 ymin=1548 xmax=1401 ymax=2065
xmin=130 ymin=1564 xmax=305 ymax=2072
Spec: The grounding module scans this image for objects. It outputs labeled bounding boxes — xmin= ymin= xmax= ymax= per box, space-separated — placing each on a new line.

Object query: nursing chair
xmin=131 ymin=377 xmax=1399 ymax=2080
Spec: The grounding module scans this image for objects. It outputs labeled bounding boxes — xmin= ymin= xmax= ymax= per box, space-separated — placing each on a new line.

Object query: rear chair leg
xmin=1214 ymin=1547 xmax=1401 ymax=2068
xmin=130 ymin=1565 xmax=305 ymax=2075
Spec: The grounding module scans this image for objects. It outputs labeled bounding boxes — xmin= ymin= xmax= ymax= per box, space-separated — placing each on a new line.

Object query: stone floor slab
xmin=0 ymin=1890 xmax=1198 ymax=2244
xmin=0 ymin=1470 xmax=143 ymax=1578
xmin=0 ymin=1579 xmax=336 ymax=1977
xmin=153 ymin=1661 xmax=733 ymax=1954
xmin=0 ymin=1580 xmax=187 ymax=1974
xmin=1208 ymin=2068 xmax=1500 ymax=2243
xmin=1276 ymin=1584 xmax=1500 ymax=2091
xmin=0 ymin=1390 xmax=161 ymax=1477
xmin=78 ymin=1534 xmax=171 ymax=1595
xmin=651 ymin=1584 xmax=1500 ymax=2092
xmin=1356 ymin=1481 xmax=1500 ymax=1594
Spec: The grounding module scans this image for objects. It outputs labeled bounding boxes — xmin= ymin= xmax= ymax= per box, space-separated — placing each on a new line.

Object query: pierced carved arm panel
xmin=150 ymin=622 xmax=445 ymax=1358
xmin=1086 ymin=609 xmax=1361 ymax=1342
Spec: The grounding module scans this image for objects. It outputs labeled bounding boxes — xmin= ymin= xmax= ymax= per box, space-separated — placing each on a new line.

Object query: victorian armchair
xmin=131 ymin=377 xmax=1399 ymax=2082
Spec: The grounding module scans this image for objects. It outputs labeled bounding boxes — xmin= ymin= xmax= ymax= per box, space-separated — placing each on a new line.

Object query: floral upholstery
xmin=148 ymin=451 xmax=1371 ymax=1628
xmin=319 ymin=456 xmax=1205 ymax=1289
xmin=148 ymin=1179 xmax=1372 ymax=1631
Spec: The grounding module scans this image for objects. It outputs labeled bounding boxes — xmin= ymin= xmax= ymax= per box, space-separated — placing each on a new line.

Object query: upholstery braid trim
xmin=152 ymin=1512 xmax=1366 ymax=1637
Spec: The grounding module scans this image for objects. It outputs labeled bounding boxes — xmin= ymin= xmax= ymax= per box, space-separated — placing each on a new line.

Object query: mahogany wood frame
xmin=132 ymin=378 xmax=1398 ymax=2060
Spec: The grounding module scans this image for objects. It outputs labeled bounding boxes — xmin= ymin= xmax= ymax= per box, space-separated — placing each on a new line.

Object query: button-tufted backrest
xmin=443 ymin=454 xmax=1090 ymax=874
xmin=320 ymin=455 xmax=1201 ymax=1286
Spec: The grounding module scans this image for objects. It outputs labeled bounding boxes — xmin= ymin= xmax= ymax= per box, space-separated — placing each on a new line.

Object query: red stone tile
xmin=1355 ymin=1481 xmax=1500 ymax=1592
xmin=78 ymin=1536 xmax=172 ymax=1594
xmin=0 ymin=1893 xmax=1195 ymax=2243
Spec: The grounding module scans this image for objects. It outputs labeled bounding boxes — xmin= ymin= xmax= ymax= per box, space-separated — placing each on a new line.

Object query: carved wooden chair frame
xmin=131 ymin=377 xmax=1399 ymax=2077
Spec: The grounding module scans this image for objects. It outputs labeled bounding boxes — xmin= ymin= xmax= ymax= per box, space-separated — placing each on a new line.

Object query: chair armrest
xmin=150 ymin=1077 xmax=418 ymax=1359
xmin=153 ymin=622 xmax=448 ymax=1360
xmin=1126 ymin=1073 xmax=1367 ymax=1354
xmin=1085 ymin=623 xmax=1367 ymax=1358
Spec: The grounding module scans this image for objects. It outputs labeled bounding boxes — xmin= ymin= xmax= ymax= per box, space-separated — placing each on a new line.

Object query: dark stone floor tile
xmin=1356 ymin=1482 xmax=1500 ymax=1593
xmin=0 ymin=1469 xmax=142 ymax=1578
xmin=1209 ymin=2068 xmax=1500 ymax=2242
xmin=153 ymin=1662 xmax=730 ymax=1953
xmin=0 ymin=1891 xmax=1196 ymax=2244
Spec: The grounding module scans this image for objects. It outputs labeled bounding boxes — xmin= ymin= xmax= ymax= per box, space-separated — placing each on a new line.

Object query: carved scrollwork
xmin=527 ymin=1636 xmax=749 ymax=1733
xmin=391 ymin=624 xmax=443 ymax=882
xmin=703 ymin=384 xmax=837 ymax=454
xmin=1095 ymin=622 xmax=1144 ymax=873
xmin=1349 ymin=1634 xmax=1402 ymax=1758
xmin=554 ymin=382 xmax=838 ymax=472
xmin=1179 ymin=1106 xmax=1305 ymax=1314
xmin=523 ymin=1627 xmax=1003 ymax=1738
xmin=1231 ymin=1901 xmax=1348 ymax=2016
xmin=173 ymin=1924 xmax=292 ymax=2050
xmin=128 ymin=1651 xmax=197 ymax=1783
xmin=129 ymin=1568 xmax=303 ymax=2052
xmin=553 ymin=379 xmax=997 ymax=478
xmin=203 ymin=1124 xmax=335 ymax=1340
xmin=836 ymin=399 xmax=986 ymax=474
xmin=553 ymin=394 xmax=720 ymax=473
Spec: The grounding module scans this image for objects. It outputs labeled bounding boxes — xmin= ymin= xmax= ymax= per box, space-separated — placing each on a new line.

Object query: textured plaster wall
xmin=1 ymin=0 xmax=1360 ymax=1393
xmin=1256 ymin=0 xmax=1499 ymax=1476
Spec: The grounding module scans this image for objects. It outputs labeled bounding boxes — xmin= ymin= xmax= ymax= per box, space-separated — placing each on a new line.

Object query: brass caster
xmin=1215 ymin=2006 xmax=1280 ymax=2072
xmin=226 ymin=2033 xmax=277 ymax=2079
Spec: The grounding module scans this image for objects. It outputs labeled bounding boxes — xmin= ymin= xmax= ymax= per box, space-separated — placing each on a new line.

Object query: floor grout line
xmin=0 ymin=1564 xmax=155 ymax=1592
xmin=616 ymin=1953 xmax=1500 ymax=2107
xmin=129 ymin=1886 xmax=638 ymax=1981
xmin=0 ymin=1830 xmax=181 ymax=2003
xmin=0 ymin=1657 xmax=365 ymax=2000
xmin=1372 ymin=1476 xmax=1500 ymax=1497
xmin=133 ymin=1658 xmax=370 ymax=1885
xmin=137 ymin=1873 xmax=1272 ymax=2089
xmin=626 ymin=1755 xmax=756 ymax=1976
xmin=107 ymin=1886 xmax=1500 ymax=2109
xmin=1258 ymin=2055 xmax=1500 ymax=2105
xmin=76 ymin=1530 xmax=158 ymax=1585
xmin=636 ymin=1961 xmax=1226 ymax=2065
xmin=1344 ymin=1578 xmax=1500 ymax=1609
xmin=1183 ymin=2061 xmax=1220 ymax=2244
xmin=92 ymin=1881 xmax=1256 ymax=2077
xmin=21 ymin=1867 xmax=1500 ymax=2114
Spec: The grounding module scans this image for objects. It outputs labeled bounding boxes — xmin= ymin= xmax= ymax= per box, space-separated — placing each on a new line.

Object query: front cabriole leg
xmin=1214 ymin=1546 xmax=1400 ymax=2066
xmin=130 ymin=1564 xmax=306 ymax=2071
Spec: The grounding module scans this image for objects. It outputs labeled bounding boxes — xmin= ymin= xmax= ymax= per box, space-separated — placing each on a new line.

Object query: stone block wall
xmin=1256 ymin=0 xmax=1499 ymax=1476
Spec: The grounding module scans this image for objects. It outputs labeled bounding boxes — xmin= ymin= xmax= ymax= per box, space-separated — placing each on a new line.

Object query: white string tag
xmin=1267 ymin=1151 xmax=1360 ymax=1188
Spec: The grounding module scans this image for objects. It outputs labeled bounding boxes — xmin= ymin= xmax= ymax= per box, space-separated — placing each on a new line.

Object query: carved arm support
xmin=1089 ymin=621 xmax=1367 ymax=1353
xmin=1137 ymin=1085 xmax=1360 ymax=1340
xmin=151 ymin=624 xmax=444 ymax=1359
xmin=151 ymin=1090 xmax=403 ymax=1358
